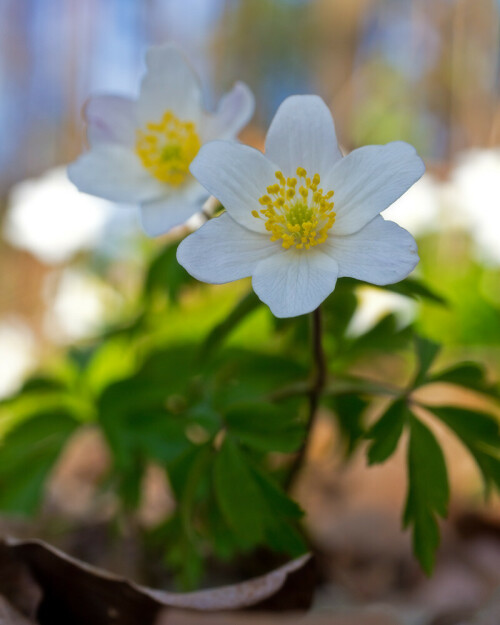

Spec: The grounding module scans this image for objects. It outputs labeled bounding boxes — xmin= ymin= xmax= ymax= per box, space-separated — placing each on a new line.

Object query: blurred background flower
xmin=0 ymin=0 xmax=499 ymax=390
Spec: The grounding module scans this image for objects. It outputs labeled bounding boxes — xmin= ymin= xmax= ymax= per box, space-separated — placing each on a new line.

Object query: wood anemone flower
xmin=178 ymin=95 xmax=425 ymax=318
xmin=68 ymin=44 xmax=254 ymax=237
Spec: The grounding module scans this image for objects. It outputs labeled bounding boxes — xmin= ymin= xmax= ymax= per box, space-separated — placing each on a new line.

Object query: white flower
xmin=68 ymin=44 xmax=254 ymax=237
xmin=177 ymin=96 xmax=424 ymax=318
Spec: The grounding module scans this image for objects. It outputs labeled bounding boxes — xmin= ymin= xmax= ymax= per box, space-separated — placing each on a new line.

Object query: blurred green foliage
xmin=0 ymin=238 xmax=499 ymax=588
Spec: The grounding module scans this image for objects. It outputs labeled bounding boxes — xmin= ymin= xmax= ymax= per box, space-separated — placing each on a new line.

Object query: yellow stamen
xmin=135 ymin=110 xmax=201 ymax=185
xmin=254 ymin=167 xmax=336 ymax=250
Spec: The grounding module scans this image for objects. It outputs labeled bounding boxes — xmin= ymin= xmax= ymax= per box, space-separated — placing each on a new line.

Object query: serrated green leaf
xmin=340 ymin=277 xmax=447 ymax=306
xmin=346 ymin=314 xmax=413 ymax=357
xmin=213 ymin=438 xmax=306 ymax=554
xmin=426 ymin=363 xmax=499 ymax=399
xmin=414 ymin=335 xmax=441 ymax=386
xmin=250 ymin=467 xmax=304 ymax=520
xmin=377 ymin=278 xmax=447 ymax=306
xmin=366 ymin=399 xmax=407 ymax=464
xmin=213 ymin=437 xmax=267 ymax=548
xmin=224 ymin=402 xmax=305 ymax=453
xmin=404 ymin=414 xmax=449 ymax=574
xmin=429 ymin=406 xmax=500 ymax=444
xmin=427 ymin=405 xmax=500 ymax=492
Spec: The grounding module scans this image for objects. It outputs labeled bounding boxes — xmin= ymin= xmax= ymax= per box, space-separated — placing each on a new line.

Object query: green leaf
xmin=212 ymin=349 xmax=307 ymax=407
xmin=366 ymin=399 xmax=407 ymax=465
xmin=427 ymin=405 xmax=500 ymax=491
xmin=158 ymin=515 xmax=205 ymax=590
xmin=403 ymin=415 xmax=449 ymax=574
xmin=0 ymin=410 xmax=79 ymax=515
xmin=414 ymin=335 xmax=441 ymax=386
xmin=322 ymin=287 xmax=358 ymax=338
xmin=144 ymin=241 xmax=194 ymax=303
xmin=340 ymin=277 xmax=447 ymax=305
xmin=213 ymin=437 xmax=306 ymax=554
xmin=213 ymin=437 xmax=267 ymax=548
xmin=326 ymin=393 xmax=369 ymax=457
xmin=377 ymin=278 xmax=447 ymax=306
xmin=224 ymin=402 xmax=305 ymax=453
xmin=346 ymin=314 xmax=413 ymax=358
xmin=203 ymin=291 xmax=262 ymax=356
xmin=426 ymin=363 xmax=499 ymax=399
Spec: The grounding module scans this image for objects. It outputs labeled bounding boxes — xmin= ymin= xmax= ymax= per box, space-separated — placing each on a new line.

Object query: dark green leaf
xmin=414 ymin=335 xmax=441 ymax=386
xmin=213 ymin=438 xmax=306 ymax=554
xmin=250 ymin=467 xmax=303 ymax=520
xmin=322 ymin=287 xmax=358 ymax=337
xmin=366 ymin=399 xmax=407 ymax=464
xmin=346 ymin=314 xmax=413 ymax=358
xmin=213 ymin=437 xmax=267 ymax=548
xmin=212 ymin=349 xmax=307 ymax=407
xmin=403 ymin=414 xmax=449 ymax=574
xmin=426 ymin=363 xmax=499 ymax=399
xmin=377 ymin=278 xmax=447 ymax=306
xmin=340 ymin=277 xmax=447 ymax=305
xmin=326 ymin=393 xmax=369 ymax=457
xmin=224 ymin=402 xmax=305 ymax=453
xmin=427 ymin=405 xmax=500 ymax=491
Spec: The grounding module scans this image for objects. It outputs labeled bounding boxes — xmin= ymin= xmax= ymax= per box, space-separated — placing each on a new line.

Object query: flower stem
xmin=286 ymin=306 xmax=327 ymax=491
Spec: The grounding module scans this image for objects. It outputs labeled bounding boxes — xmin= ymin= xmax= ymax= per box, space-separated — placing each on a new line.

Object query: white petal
xmin=140 ymin=184 xmax=206 ymax=237
xmin=138 ymin=44 xmax=202 ymax=126
xmin=177 ymin=212 xmax=276 ymax=283
xmin=190 ymin=140 xmax=276 ymax=234
xmin=325 ymin=141 xmax=425 ymax=236
xmin=68 ymin=144 xmax=164 ymax=203
xmin=324 ymin=215 xmax=419 ymax=285
xmin=85 ymin=95 xmax=137 ymax=147
xmin=202 ymin=82 xmax=255 ymax=141
xmin=264 ymin=95 xmax=343 ymax=179
xmin=252 ymin=249 xmax=339 ymax=318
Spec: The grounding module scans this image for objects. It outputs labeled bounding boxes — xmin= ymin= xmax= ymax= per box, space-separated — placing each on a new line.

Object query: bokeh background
xmin=1 ymin=0 xmax=500 ymax=615
xmin=1 ymin=0 xmax=499 ymax=399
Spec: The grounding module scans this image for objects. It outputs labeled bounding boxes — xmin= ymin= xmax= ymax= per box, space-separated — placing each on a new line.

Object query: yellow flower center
xmin=253 ymin=168 xmax=335 ymax=250
xmin=135 ymin=111 xmax=201 ymax=186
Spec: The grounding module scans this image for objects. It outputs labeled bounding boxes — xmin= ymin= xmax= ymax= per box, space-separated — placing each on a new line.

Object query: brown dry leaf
xmin=0 ymin=538 xmax=314 ymax=625
xmin=0 ymin=543 xmax=41 ymax=622
xmin=156 ymin=610 xmax=402 ymax=625
xmin=0 ymin=596 xmax=37 ymax=625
